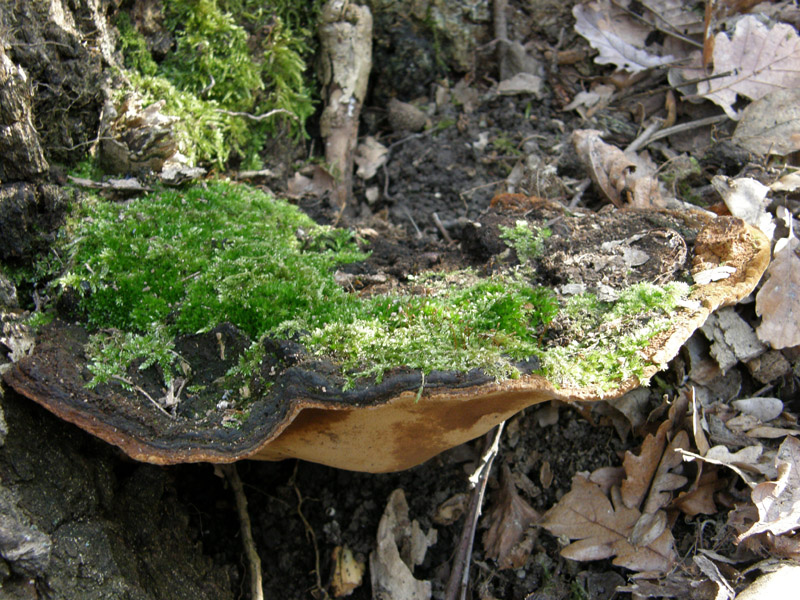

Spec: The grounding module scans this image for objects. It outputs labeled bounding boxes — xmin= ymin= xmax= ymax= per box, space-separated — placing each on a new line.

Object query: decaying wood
xmin=318 ymin=0 xmax=373 ymax=209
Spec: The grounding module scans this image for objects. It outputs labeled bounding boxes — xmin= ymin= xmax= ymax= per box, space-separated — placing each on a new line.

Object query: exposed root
xmin=290 ymin=463 xmax=330 ymax=600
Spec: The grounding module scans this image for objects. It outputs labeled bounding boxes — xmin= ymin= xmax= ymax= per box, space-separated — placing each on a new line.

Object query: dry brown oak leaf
xmin=541 ymin=473 xmax=677 ymax=574
xmin=692 ymin=16 xmax=800 ymax=119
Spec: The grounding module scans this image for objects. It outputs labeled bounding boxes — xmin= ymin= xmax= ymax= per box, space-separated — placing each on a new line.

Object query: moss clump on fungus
xmin=47 ymin=181 xmax=689 ymax=393
xmin=542 ymin=281 xmax=691 ymax=391
xmin=306 ymin=276 xmax=559 ymax=382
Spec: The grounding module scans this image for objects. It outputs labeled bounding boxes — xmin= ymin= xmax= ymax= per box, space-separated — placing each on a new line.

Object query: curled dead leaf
xmin=572 ymin=129 xmax=664 ymax=209
xmin=482 ymin=465 xmax=540 ymax=570
xmin=573 ymin=0 xmax=676 ymax=72
xmin=712 ymin=176 xmax=775 ymax=239
xmin=330 ymin=546 xmax=365 ymax=597
xmin=738 ymin=437 xmax=800 ymax=542
xmin=433 ymin=493 xmax=468 ymax=526
xmin=629 ymin=510 xmax=668 ymax=548
xmin=369 ymin=489 xmax=436 ymax=600
xmin=673 ymin=466 xmax=723 ymax=517
xmin=621 ymin=420 xmax=669 ymax=510
xmin=675 ymin=16 xmax=800 ymax=119
xmin=354 ymin=136 xmax=388 ymax=180
xmin=756 ymin=233 xmax=800 ymax=349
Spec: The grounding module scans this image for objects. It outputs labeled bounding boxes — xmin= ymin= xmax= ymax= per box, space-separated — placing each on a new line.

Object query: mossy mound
xmin=6 ymin=185 xmax=772 ymax=471
xmin=43 ymin=181 xmax=693 ymax=395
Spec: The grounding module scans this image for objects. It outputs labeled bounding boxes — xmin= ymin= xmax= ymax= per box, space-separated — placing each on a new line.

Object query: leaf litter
xmin=756 ymin=207 xmax=800 ymax=349
xmin=689 ymin=17 xmax=800 ymax=120
xmin=478 ymin=1 xmax=800 ymax=596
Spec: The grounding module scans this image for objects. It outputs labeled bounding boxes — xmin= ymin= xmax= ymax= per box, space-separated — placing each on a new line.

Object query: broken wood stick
xmin=319 ymin=1 xmax=372 ymax=209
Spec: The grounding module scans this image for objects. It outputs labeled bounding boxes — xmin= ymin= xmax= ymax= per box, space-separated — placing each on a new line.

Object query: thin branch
xmin=625 ymin=117 xmax=665 ymax=153
xmin=433 ymin=212 xmax=454 ymax=244
xmin=445 ymin=422 xmax=505 ymax=600
xmin=402 ymin=205 xmax=424 ymax=239
xmin=640 ymin=114 xmax=729 ymax=148
xmin=387 ymin=128 xmax=435 ymax=152
xmin=215 ymin=108 xmax=298 ymax=122
xmin=459 ymin=179 xmax=505 ymax=199
xmin=568 ymin=178 xmax=592 ymax=209
xmin=221 ymin=464 xmax=264 ymax=600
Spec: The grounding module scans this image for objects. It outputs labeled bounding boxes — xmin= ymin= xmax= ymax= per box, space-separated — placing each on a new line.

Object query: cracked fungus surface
xmin=47 ymin=181 xmax=692 ymax=405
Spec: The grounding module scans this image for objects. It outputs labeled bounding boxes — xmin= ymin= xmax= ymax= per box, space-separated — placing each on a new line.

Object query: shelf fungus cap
xmin=3 ymin=211 xmax=770 ymax=472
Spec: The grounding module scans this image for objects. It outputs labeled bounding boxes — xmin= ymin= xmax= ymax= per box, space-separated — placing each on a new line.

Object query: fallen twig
xmin=381 ymin=162 xmax=394 ymax=201
xmin=644 ymin=114 xmax=728 ymax=146
xmin=568 ymin=178 xmax=592 ymax=209
xmin=403 ymin=206 xmax=424 ymax=239
xmin=112 ymin=376 xmax=174 ymax=419
xmin=625 ymin=117 xmax=665 ymax=153
xmin=215 ymin=108 xmax=298 ymax=122
xmin=433 ymin=212 xmax=454 ymax=244
xmin=220 ymin=464 xmax=264 ymax=600
xmin=445 ymin=422 xmax=505 ymax=600
xmin=387 ymin=128 xmax=435 ymax=153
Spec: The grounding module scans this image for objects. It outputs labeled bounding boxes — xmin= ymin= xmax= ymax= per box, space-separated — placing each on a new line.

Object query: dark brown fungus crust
xmin=3 ymin=202 xmax=771 ymax=472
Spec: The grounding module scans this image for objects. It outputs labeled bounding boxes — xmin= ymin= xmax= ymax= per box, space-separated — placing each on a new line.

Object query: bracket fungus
xmin=3 ymin=190 xmax=770 ymax=472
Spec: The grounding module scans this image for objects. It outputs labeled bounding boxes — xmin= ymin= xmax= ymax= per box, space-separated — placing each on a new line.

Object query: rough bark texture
xmin=0 ymin=0 xmax=112 ymax=167
xmin=0 ymin=183 xmax=67 ymax=261
xmin=0 ymin=388 xmax=235 ymax=600
xmin=0 ymin=43 xmax=67 ymax=263
xmin=0 ymin=46 xmax=48 ymax=181
xmin=0 ymin=0 xmax=118 ymax=262
xmin=0 ymin=2 xmax=235 ymax=597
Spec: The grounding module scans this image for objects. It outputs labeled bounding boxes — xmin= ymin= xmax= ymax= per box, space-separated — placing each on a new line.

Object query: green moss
xmin=499 ymin=221 xmax=551 ymax=264
xmin=162 ymin=0 xmax=262 ymax=111
xmin=86 ymin=327 xmax=178 ymax=388
xmin=46 ymin=181 xmax=690 ymax=393
xmin=26 ymin=311 xmax=55 ymax=331
xmin=306 ymin=276 xmax=558 ymax=382
xmin=120 ymin=71 xmax=233 ymax=167
xmin=59 ymin=182 xmax=365 ymax=336
xmin=659 ymin=156 xmax=704 ymax=206
xmin=112 ymin=0 xmax=318 ymax=168
xmin=491 ymin=134 xmax=523 ymax=157
xmin=115 ymin=12 xmax=158 ymax=77
xmin=542 ymin=282 xmax=690 ymax=390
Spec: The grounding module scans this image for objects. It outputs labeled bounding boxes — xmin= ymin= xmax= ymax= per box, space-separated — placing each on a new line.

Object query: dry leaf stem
xmin=643 ymin=115 xmax=729 ymax=147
